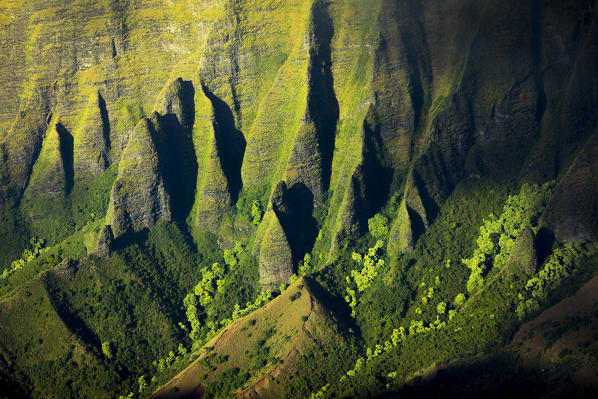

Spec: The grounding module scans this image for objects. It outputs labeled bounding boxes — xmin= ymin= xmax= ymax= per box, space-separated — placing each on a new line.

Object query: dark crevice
xmin=411 ymin=169 xmax=440 ymax=224
xmin=98 ymin=92 xmax=111 ymax=153
xmin=15 ymin=115 xmax=49 ymax=206
xmin=361 ymin=108 xmax=393 ymax=217
xmin=306 ymin=0 xmax=339 ymax=194
xmin=406 ymin=205 xmax=426 ymax=243
xmin=270 ymin=181 xmax=318 ymax=266
xmin=201 ymin=84 xmax=246 ymax=205
xmin=286 ymin=183 xmax=319 ymax=262
xmin=154 ymin=114 xmax=197 ymax=222
xmin=152 ymin=80 xmax=198 ymax=222
xmin=55 ymin=123 xmax=74 ymax=195
xmin=535 ymin=226 xmax=555 ymax=266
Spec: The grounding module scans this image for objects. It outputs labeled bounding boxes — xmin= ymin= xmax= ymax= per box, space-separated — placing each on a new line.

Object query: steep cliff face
xmin=1 ymin=0 xmax=597 ymax=277
xmin=73 ymin=91 xmax=110 ymax=181
xmin=106 ymin=116 xmax=171 ymax=237
xmin=1 ymin=0 xmax=598 ymax=398
xmin=540 ymin=129 xmax=598 ymax=243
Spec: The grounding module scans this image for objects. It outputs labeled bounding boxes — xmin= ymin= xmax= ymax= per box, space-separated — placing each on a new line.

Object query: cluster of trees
xmin=368 ymin=214 xmax=389 ymax=239
xmin=223 ymin=242 xmax=245 ymax=269
xmin=1 ymin=238 xmax=45 ymax=279
xmin=183 ymin=262 xmax=228 ymax=340
xmin=310 ymin=288 xmax=470 ymax=399
xmin=516 ymin=241 xmax=598 ymax=319
xmin=250 ymin=200 xmax=264 ymax=226
xmin=344 ymin=240 xmax=385 ymax=315
xmin=463 ymin=182 xmax=554 ymax=294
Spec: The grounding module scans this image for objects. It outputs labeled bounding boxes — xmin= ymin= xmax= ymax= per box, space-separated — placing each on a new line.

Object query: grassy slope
xmin=390 ymin=268 xmax=598 ymax=399
xmin=0 ymin=277 xmax=114 ymax=399
xmin=150 ymin=277 xmax=356 ymax=399
xmin=0 ymin=222 xmax=224 ymax=398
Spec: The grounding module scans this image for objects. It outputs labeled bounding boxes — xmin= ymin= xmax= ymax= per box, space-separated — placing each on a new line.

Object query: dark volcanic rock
xmin=540 ymin=130 xmax=598 ymax=242
xmin=106 ymin=117 xmax=171 ymax=237
xmin=96 ymin=225 xmax=114 ymax=259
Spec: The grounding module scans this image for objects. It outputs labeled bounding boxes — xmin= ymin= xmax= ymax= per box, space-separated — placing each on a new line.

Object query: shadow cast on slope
xmin=202 ymin=85 xmax=246 ymax=205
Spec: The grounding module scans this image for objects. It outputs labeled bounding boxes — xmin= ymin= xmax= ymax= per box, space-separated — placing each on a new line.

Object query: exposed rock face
xmin=96 ymin=225 xmax=114 ymax=259
xmin=334 ymin=107 xmax=390 ymax=248
xmin=196 ymin=129 xmax=232 ymax=232
xmin=156 ymin=78 xmax=195 ymax=131
xmin=24 ymin=118 xmax=72 ymax=199
xmin=106 ymin=116 xmax=171 ymax=237
xmin=506 ymin=226 xmax=538 ymax=276
xmin=540 ymin=131 xmax=598 ymax=242
xmin=0 ymin=0 xmax=217 ymax=207
xmin=284 ymin=0 xmax=338 ymax=199
xmin=334 ymin=165 xmax=369 ymax=248
xmin=285 ymin=122 xmax=326 ymax=199
xmin=153 ymin=80 xmax=198 ymax=222
xmin=389 ymin=199 xmax=415 ymax=254
xmin=73 ymin=91 xmax=110 ymax=181
xmin=259 ymin=210 xmax=294 ymax=290
xmin=388 ymin=173 xmax=430 ymax=255
xmin=258 ymin=180 xmax=318 ymax=287
xmin=258 ymin=182 xmax=295 ymax=287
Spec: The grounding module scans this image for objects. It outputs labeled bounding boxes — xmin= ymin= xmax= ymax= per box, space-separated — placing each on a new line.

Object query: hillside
xmin=150 ymin=277 xmax=355 ymax=399
xmin=0 ymin=0 xmax=597 ymax=398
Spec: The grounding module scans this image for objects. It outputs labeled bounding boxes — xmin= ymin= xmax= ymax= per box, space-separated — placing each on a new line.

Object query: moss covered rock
xmin=106 ymin=117 xmax=171 ymax=237
xmin=24 ymin=117 xmax=72 ymax=199
xmin=196 ymin=127 xmax=232 ymax=232
xmin=96 ymin=225 xmax=114 ymax=259
xmin=505 ymin=226 xmax=537 ymax=276
xmin=155 ymin=77 xmax=195 ymax=131
xmin=285 ymin=121 xmax=326 ymax=198
xmin=389 ymin=199 xmax=414 ymax=254
xmin=73 ymin=91 xmax=110 ymax=181
xmin=259 ymin=207 xmax=294 ymax=289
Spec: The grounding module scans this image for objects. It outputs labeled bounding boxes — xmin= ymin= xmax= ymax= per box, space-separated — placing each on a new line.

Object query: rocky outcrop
xmin=96 ymin=225 xmax=114 ymax=259
xmin=259 ymin=208 xmax=294 ymax=290
xmin=24 ymin=117 xmax=73 ymax=199
xmin=540 ymin=130 xmax=598 ymax=242
xmin=258 ymin=180 xmax=318 ymax=287
xmin=53 ymin=258 xmax=78 ymax=280
xmin=196 ymin=131 xmax=232 ymax=232
xmin=284 ymin=0 xmax=338 ymax=199
xmin=333 ymin=107 xmax=390 ymax=248
xmin=73 ymin=91 xmax=110 ymax=181
xmin=196 ymin=86 xmax=245 ymax=231
xmin=389 ymin=199 xmax=414 ymax=254
xmin=334 ymin=166 xmax=369 ymax=248
xmin=388 ymin=174 xmax=429 ymax=255
xmin=153 ymin=80 xmax=198 ymax=222
xmin=285 ymin=121 xmax=327 ymax=199
xmin=155 ymin=78 xmax=195 ymax=131
xmin=106 ymin=116 xmax=171 ymax=237
xmin=505 ymin=226 xmax=538 ymax=276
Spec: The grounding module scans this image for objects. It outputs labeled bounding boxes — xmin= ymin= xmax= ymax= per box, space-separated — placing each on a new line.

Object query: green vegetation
xmin=516 ymin=241 xmax=598 ymax=319
xmin=1 ymin=238 xmax=45 ymax=279
xmin=1 ymin=1 xmax=597 ymax=398
xmin=368 ymin=213 xmax=389 ymax=239
xmin=344 ymin=240 xmax=385 ymax=315
xmin=463 ymin=182 xmax=555 ymax=294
